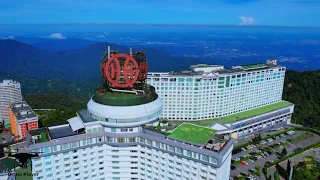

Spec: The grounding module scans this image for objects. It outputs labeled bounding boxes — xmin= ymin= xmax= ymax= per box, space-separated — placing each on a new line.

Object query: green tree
xmin=281 ymin=148 xmax=288 ymax=156
xmin=252 ymin=134 xmax=262 ymax=144
xmin=283 ymin=70 xmax=320 ymax=129
xmin=292 ymin=161 xmax=320 ymax=180
xmin=274 ymin=170 xmax=280 ymax=180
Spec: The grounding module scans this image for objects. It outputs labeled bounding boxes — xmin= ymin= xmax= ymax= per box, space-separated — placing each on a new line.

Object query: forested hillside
xmin=25 ymin=91 xmax=87 ymax=127
xmin=283 ymin=70 xmax=320 ymax=130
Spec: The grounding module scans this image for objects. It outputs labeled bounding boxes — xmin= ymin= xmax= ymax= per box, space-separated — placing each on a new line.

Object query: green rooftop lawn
xmin=191 ymin=101 xmax=293 ymax=126
xmin=104 ymin=92 xmax=136 ymax=97
xmin=168 ymin=123 xmax=216 ymax=144
xmin=15 ymin=166 xmax=32 ymax=180
xmin=29 ymin=128 xmax=49 ymax=143
xmin=0 ymin=157 xmax=19 ymax=170
xmin=243 ymin=64 xmax=267 ymax=69
xmin=39 ymin=131 xmax=49 ymax=143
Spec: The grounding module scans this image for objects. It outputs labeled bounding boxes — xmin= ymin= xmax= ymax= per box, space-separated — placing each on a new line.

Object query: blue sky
xmin=0 ymin=0 xmax=319 ymax=27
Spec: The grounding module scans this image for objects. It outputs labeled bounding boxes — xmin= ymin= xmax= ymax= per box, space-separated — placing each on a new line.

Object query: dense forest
xmin=282 ymin=70 xmax=320 ymax=130
xmin=25 ymin=91 xmax=87 ymax=127
xmin=3 ymin=70 xmax=318 ymax=128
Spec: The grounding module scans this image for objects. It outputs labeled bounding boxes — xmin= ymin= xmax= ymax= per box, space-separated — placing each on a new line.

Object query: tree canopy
xmin=283 ymin=70 xmax=320 ymax=130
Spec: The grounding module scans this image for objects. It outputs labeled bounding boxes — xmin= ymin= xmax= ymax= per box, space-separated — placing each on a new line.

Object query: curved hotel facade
xmin=26 ymin=48 xmax=234 ymax=180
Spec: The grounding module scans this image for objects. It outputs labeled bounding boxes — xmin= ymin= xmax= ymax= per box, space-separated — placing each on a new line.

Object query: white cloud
xmin=1 ymin=36 xmax=15 ymax=39
xmin=103 ymin=32 xmax=110 ymax=35
xmin=96 ymin=35 xmax=106 ymax=38
xmin=239 ymin=16 xmax=254 ymax=25
xmin=48 ymin=33 xmax=66 ymax=39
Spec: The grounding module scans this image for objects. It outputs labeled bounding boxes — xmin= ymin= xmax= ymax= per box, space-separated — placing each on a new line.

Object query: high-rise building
xmin=0 ymin=80 xmax=22 ymax=123
xmin=8 ymin=101 xmax=38 ymax=140
xmin=147 ymin=60 xmax=294 ymax=138
xmin=26 ymin=47 xmax=234 ymax=180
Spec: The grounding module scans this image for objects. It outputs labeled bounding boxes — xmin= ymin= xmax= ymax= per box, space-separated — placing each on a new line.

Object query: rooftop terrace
xmin=168 ymin=123 xmax=216 ymax=144
xmin=29 ymin=128 xmax=50 ymax=144
xmin=93 ymin=84 xmax=158 ymax=106
xmin=191 ymin=101 xmax=293 ymax=126
xmin=10 ymin=101 xmax=37 ymax=121
xmin=242 ymin=63 xmax=267 ymax=70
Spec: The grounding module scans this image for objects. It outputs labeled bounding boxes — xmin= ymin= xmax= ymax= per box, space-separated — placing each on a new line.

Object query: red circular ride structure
xmin=100 ymin=48 xmax=148 ymax=89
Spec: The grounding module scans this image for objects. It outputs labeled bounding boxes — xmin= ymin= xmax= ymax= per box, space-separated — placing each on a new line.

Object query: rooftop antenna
xmin=107 ymin=45 xmax=111 ymax=59
xmin=130 ymin=47 xmax=132 ymax=55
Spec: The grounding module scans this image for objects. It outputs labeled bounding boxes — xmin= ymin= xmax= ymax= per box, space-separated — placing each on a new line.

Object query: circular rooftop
xmin=92 ymin=84 xmax=158 ymax=106
xmin=87 ymin=94 xmax=162 ymax=127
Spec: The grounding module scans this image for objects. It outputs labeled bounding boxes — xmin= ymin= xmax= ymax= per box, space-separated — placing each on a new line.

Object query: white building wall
xmin=147 ymin=66 xmax=286 ymax=121
xmin=0 ymin=80 xmax=22 ymax=121
xmin=31 ymin=138 xmax=230 ymax=180
xmin=216 ymin=150 xmax=232 ymax=180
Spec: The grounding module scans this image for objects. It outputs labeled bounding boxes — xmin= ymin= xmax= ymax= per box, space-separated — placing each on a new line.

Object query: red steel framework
xmin=101 ymin=53 xmax=147 ymax=88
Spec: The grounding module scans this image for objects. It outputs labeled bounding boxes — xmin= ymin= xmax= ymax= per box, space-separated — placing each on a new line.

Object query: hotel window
xmin=118 ymin=138 xmax=125 ymax=143
xmin=111 ymin=128 xmax=117 ymax=132
xmin=176 ymin=148 xmax=182 ymax=154
xmin=185 ymin=150 xmax=191 ymax=157
xmin=192 ymin=152 xmax=197 ymax=159
xmin=52 ymin=146 xmax=57 ymax=152
xmin=46 ymin=168 xmax=52 ymax=172
xmin=139 ymin=138 xmax=145 ymax=143
xmin=168 ymin=145 xmax=174 ymax=152
xmin=201 ymin=155 xmax=208 ymax=162
xmin=71 ymin=142 xmax=78 ymax=148
xmin=43 ymin=147 xmax=50 ymax=153
xmin=107 ymin=137 xmax=113 ymax=142
xmin=129 ymin=137 xmax=136 ymax=142
xmin=146 ymin=139 xmax=151 ymax=145
xmin=155 ymin=142 xmax=160 ymax=148
xmin=98 ymin=137 xmax=103 ymax=142
xmin=82 ymin=139 xmax=87 ymax=146
xmin=121 ymin=128 xmax=128 ymax=132
xmin=62 ymin=143 xmax=69 ymax=150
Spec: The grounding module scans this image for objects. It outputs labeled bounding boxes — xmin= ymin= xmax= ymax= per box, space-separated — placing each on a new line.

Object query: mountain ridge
xmin=0 ymin=39 xmax=203 ymax=81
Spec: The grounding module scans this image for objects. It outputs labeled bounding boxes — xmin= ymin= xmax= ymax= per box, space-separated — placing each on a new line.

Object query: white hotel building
xmin=0 ymin=79 xmax=22 ymax=123
xmin=147 ymin=60 xmax=295 ymax=138
xmin=26 ymin=85 xmax=234 ymax=180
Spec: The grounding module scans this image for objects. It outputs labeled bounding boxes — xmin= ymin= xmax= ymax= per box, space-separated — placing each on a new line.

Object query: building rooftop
xmin=242 ymin=63 xmax=267 ymax=70
xmin=29 ymin=128 xmax=50 ymax=143
xmin=168 ymin=123 xmax=216 ymax=144
xmin=28 ymin=124 xmax=80 ymax=144
xmin=93 ymin=84 xmax=158 ymax=106
xmin=77 ymin=109 xmax=96 ymax=123
xmin=0 ymin=79 xmax=20 ymax=86
xmin=149 ymin=60 xmax=283 ymax=76
xmin=49 ymin=125 xmax=76 ymax=139
xmin=10 ymin=101 xmax=37 ymax=121
xmin=192 ymin=101 xmax=294 ymax=126
xmin=190 ymin=64 xmax=222 ymax=68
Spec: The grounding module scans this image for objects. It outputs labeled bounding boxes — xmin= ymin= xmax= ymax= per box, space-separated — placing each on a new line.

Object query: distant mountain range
xmin=0 ymin=39 xmax=203 ymax=81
